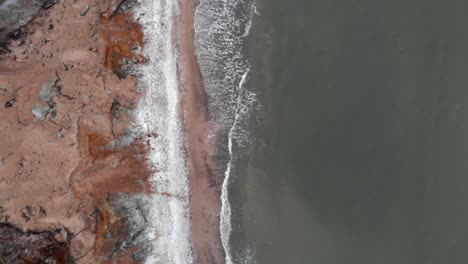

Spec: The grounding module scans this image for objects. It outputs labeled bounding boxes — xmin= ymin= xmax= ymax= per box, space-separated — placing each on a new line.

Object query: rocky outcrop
xmin=0 ymin=0 xmax=151 ymax=263
xmin=0 ymin=0 xmax=57 ymax=43
xmin=0 ymin=223 xmax=72 ymax=263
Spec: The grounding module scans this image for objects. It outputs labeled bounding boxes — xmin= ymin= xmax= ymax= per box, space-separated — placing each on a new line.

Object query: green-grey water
xmin=232 ymin=0 xmax=468 ymax=263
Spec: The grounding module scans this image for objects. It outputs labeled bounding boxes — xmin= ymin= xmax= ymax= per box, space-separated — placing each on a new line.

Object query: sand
xmin=0 ymin=1 xmax=152 ymax=262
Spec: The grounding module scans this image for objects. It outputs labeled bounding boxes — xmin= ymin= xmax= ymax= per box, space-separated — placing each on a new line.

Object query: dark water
xmin=231 ymin=0 xmax=468 ymax=263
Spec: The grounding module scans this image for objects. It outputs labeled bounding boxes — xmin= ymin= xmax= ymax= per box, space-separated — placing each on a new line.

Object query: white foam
xmin=134 ymin=0 xmax=192 ymax=263
xmin=194 ymin=0 xmax=256 ymax=134
xmin=220 ymin=70 xmax=250 ymax=264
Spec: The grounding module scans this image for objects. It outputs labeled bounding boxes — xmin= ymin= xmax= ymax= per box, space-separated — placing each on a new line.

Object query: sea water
xmin=237 ymin=0 xmax=468 ymax=263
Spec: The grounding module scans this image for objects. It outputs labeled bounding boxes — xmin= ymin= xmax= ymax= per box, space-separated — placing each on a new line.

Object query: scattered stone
xmin=39 ymin=76 xmax=60 ymax=102
xmin=4 ymin=99 xmax=14 ymax=108
xmin=53 ymin=228 xmax=68 ymax=243
xmin=39 ymin=206 xmax=47 ymax=216
xmin=32 ymin=104 xmax=51 ymax=120
xmin=57 ymin=128 xmax=64 ymax=138
xmin=20 ymin=212 xmax=30 ymax=222
xmin=18 ymin=159 xmax=24 ymax=168
xmin=48 ymin=107 xmax=57 ymax=119
xmin=80 ymin=4 xmax=91 ymax=16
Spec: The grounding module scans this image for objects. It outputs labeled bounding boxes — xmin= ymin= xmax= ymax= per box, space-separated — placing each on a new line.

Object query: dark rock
xmin=4 ymin=99 xmax=13 ymax=108
xmin=108 ymin=193 xmax=152 ymax=262
xmin=39 ymin=207 xmax=47 ymax=216
xmin=42 ymin=0 xmax=56 ymax=9
xmin=79 ymin=4 xmax=90 ymax=16
xmin=114 ymin=0 xmax=140 ymax=15
xmin=0 ymin=223 xmax=72 ymax=264
xmin=6 ymin=27 xmax=21 ymax=39
xmin=0 ymin=0 xmax=57 ymax=42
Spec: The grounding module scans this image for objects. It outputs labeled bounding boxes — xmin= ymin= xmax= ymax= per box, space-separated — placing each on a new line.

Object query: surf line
xmin=220 ymin=70 xmax=250 ymax=264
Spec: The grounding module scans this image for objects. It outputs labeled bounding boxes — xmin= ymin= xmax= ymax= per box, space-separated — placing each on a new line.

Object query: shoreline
xmin=176 ymin=0 xmax=224 ymax=263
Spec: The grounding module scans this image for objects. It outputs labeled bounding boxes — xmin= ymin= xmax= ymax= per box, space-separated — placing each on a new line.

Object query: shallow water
xmin=230 ymin=0 xmax=468 ymax=263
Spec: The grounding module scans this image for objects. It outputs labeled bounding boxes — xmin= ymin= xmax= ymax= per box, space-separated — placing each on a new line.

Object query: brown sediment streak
xmin=71 ymin=130 xmax=152 ymax=198
xmin=176 ymin=0 xmax=224 ymax=263
xmin=99 ymin=11 xmax=146 ymax=78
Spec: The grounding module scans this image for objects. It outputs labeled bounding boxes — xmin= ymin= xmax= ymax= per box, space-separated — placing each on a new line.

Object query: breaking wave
xmin=195 ymin=0 xmax=257 ymax=263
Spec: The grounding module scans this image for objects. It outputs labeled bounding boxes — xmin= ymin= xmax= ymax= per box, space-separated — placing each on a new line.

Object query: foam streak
xmin=220 ymin=70 xmax=250 ymax=264
xmin=134 ymin=0 xmax=192 ymax=263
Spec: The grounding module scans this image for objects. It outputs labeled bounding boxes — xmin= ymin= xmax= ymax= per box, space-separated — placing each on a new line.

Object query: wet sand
xmin=176 ymin=0 xmax=224 ymax=263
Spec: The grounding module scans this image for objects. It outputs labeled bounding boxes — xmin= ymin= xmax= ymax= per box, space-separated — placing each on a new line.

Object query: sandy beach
xmin=176 ymin=0 xmax=224 ymax=263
